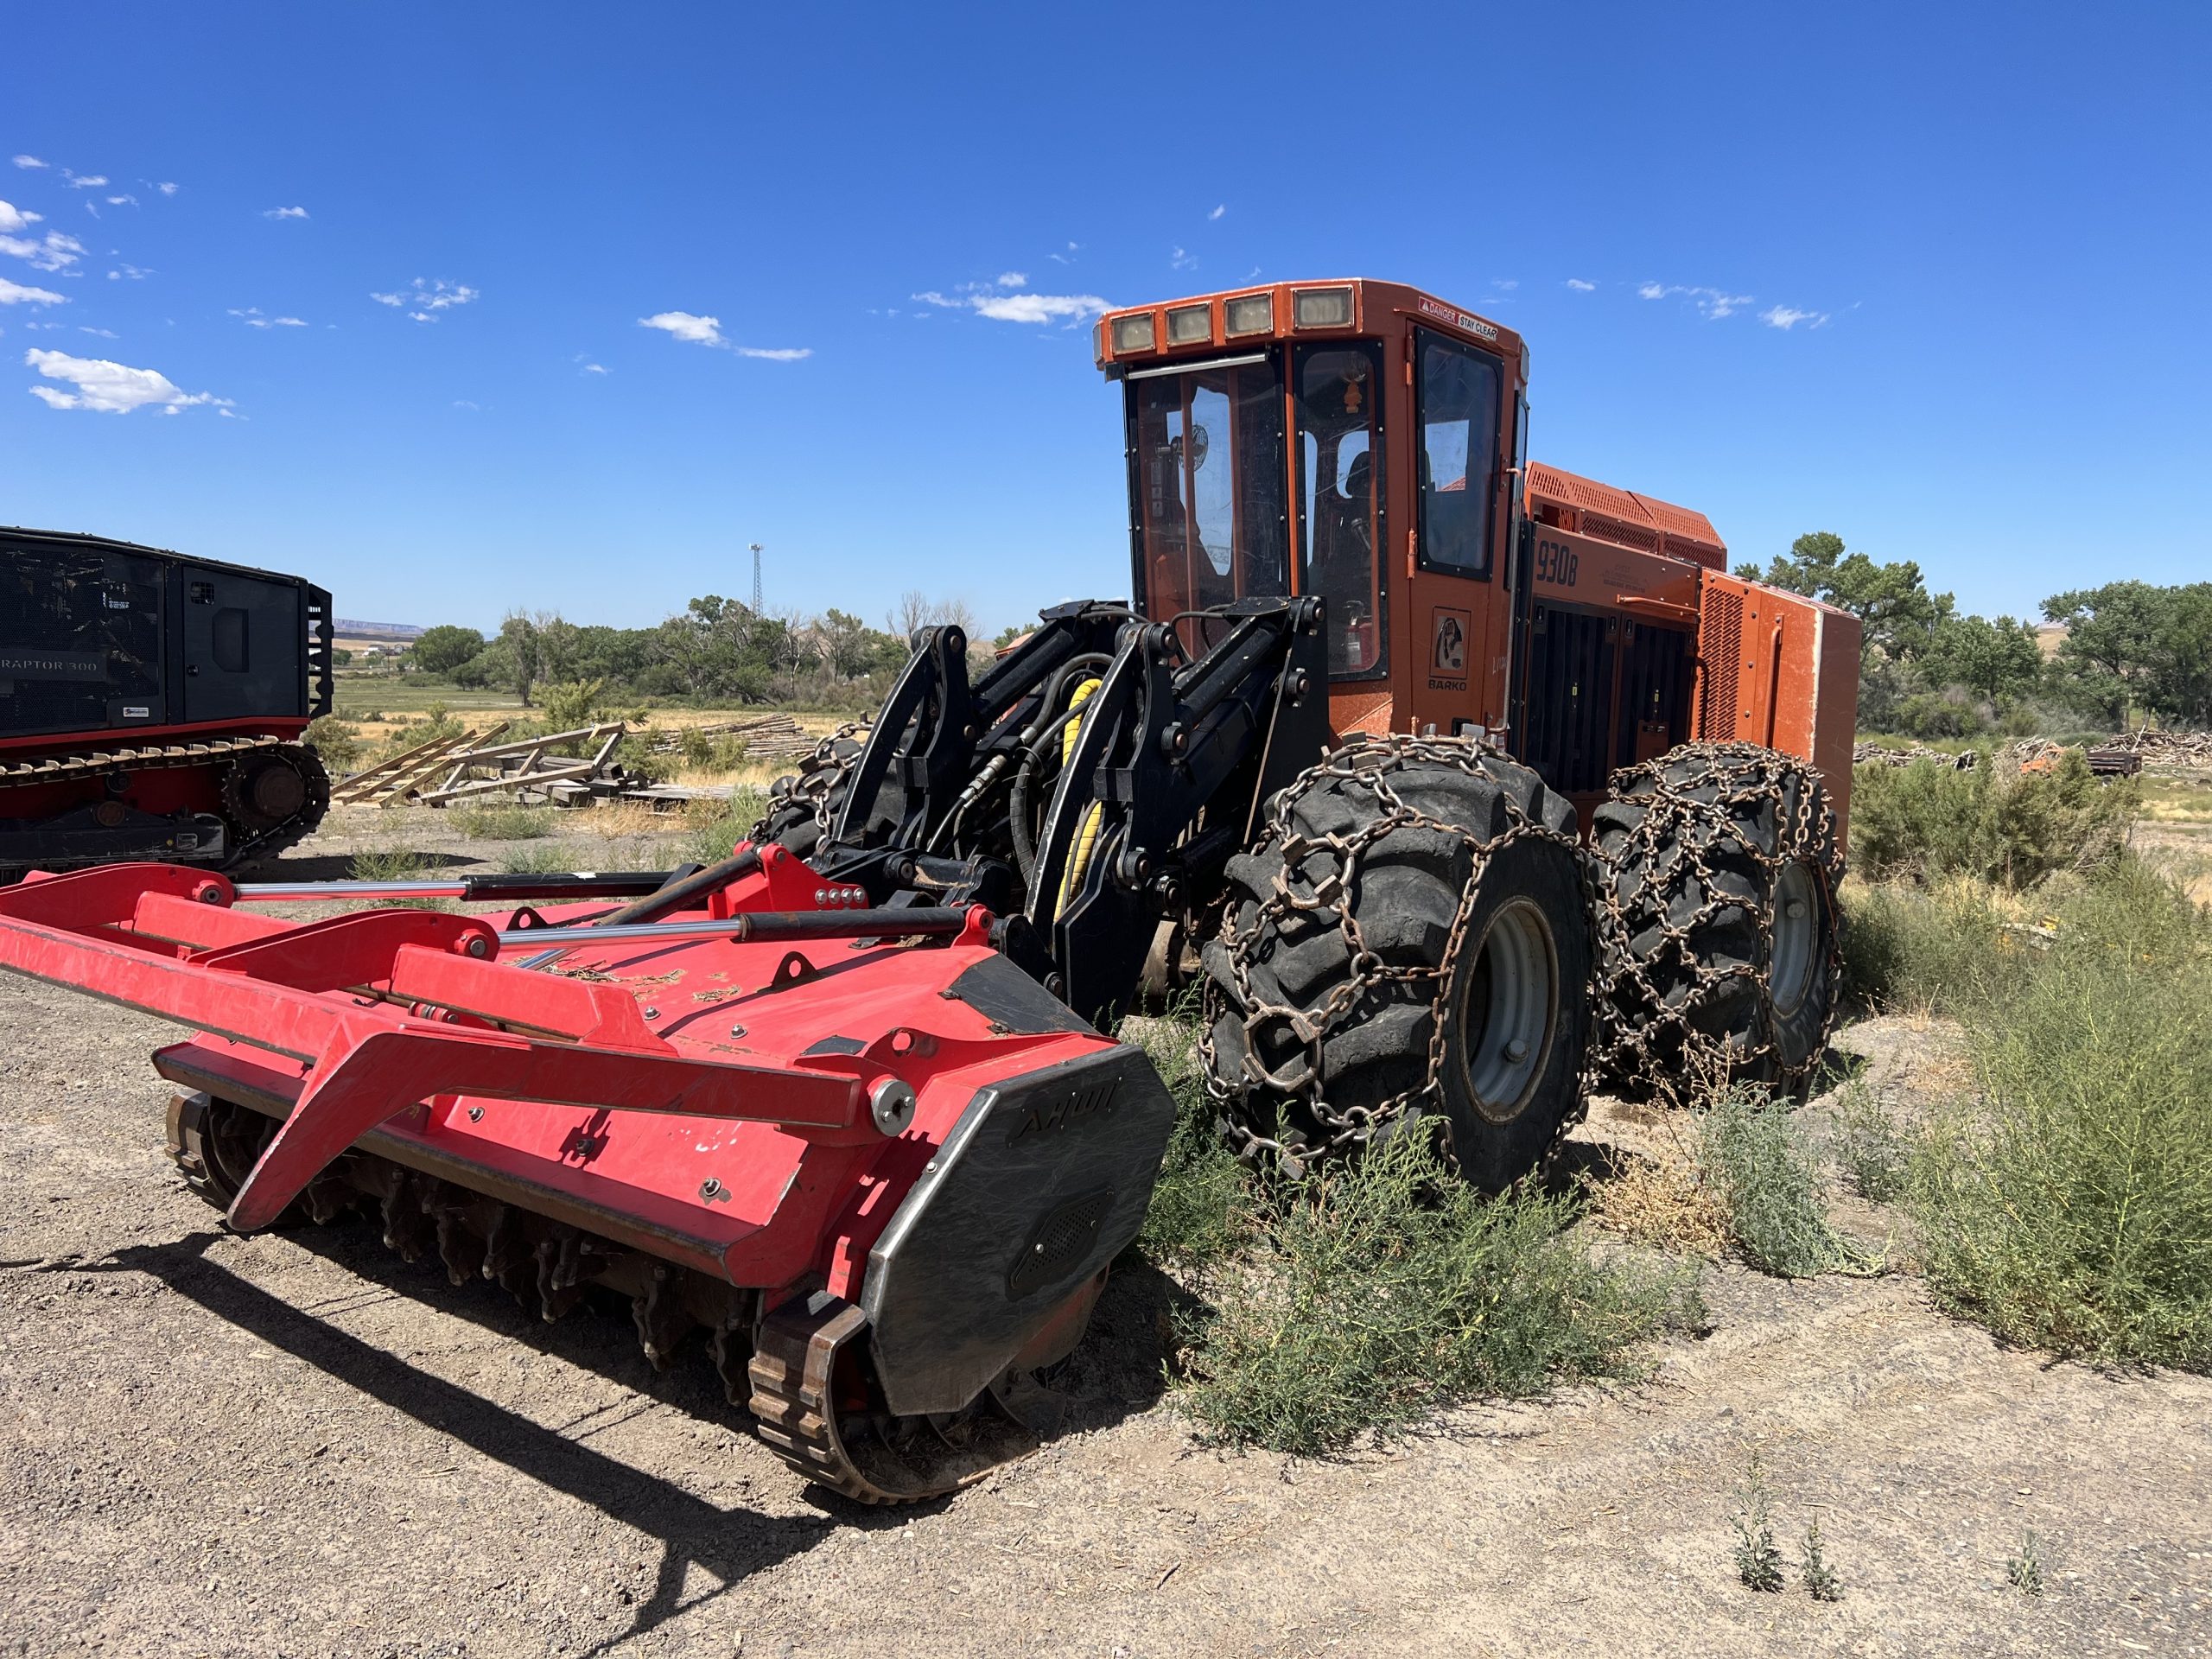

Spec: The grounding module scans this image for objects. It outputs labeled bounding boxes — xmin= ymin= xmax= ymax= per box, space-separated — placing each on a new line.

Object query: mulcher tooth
xmin=480 ymin=1205 xmax=534 ymax=1306
xmin=299 ymin=1166 xmax=354 ymax=1225
xmin=631 ymin=1263 xmax=694 ymax=1370
xmin=534 ymin=1227 xmax=587 ymax=1323
xmin=709 ymin=1324 xmax=752 ymax=1406
xmin=421 ymin=1179 xmax=491 ymax=1287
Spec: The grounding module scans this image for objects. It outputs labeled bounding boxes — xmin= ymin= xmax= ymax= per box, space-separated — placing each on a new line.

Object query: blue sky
xmin=6 ymin=3 xmax=2207 ymax=636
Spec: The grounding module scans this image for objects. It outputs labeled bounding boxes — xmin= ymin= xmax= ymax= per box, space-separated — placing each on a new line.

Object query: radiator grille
xmin=1580 ymin=512 xmax=1661 ymax=554
xmin=1700 ymin=588 xmax=1744 ymax=736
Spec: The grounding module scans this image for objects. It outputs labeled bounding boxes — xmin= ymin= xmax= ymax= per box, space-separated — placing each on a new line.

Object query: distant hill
xmin=334 ymin=619 xmax=425 ymax=641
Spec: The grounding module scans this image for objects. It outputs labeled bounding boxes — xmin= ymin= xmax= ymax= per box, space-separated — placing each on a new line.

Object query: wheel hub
xmin=1770 ymin=860 xmax=1820 ymax=1016
xmin=1457 ymin=898 xmax=1560 ymax=1124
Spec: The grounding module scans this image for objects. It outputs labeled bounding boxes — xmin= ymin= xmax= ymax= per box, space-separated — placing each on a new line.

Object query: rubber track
xmin=0 ymin=735 xmax=330 ymax=874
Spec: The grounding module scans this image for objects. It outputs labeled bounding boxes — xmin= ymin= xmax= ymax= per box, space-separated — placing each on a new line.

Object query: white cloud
xmin=581 ymin=361 xmax=607 ymax=373
xmin=1567 ymin=278 xmax=1597 ymax=291
xmin=12 ymin=155 xmax=46 ymax=170
xmin=156 ymin=181 xmax=178 ymax=196
xmin=1171 ymin=246 xmax=1196 ymax=270
xmin=264 ymin=206 xmax=308 ymax=220
xmin=1760 ymin=305 xmax=1829 ymax=331
xmin=105 ymin=194 xmax=137 ymax=207
xmin=229 ymin=307 xmax=306 ymax=329
xmin=639 ymin=311 xmax=810 ymax=358
xmin=78 ymin=326 xmax=118 ymax=338
xmin=969 ymin=291 xmax=1109 ymax=324
xmin=0 ymin=200 xmax=42 ymax=233
xmin=24 ymin=346 xmax=230 ymax=414
xmin=911 ymin=290 xmax=957 ymax=308
xmin=995 ymin=270 xmax=1027 ymax=287
xmin=62 ymin=170 xmax=106 ymax=189
xmin=0 ymin=229 xmax=84 ymax=272
xmin=453 ymin=399 xmax=480 ymax=410
xmin=109 ymin=263 xmax=150 ymax=281
xmin=0 ymin=276 xmax=65 ymax=306
xmin=1208 ymin=204 xmax=1226 ymax=221
xmin=372 ymin=277 xmax=477 ymax=321
xmin=1494 ymin=279 xmax=1519 ymax=291
xmin=1638 ymin=282 xmax=1753 ymax=319
xmin=640 ymin=309 xmax=724 ymax=345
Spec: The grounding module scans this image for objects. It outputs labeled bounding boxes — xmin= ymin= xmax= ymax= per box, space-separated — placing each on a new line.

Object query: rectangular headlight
xmin=1166 ymin=302 xmax=1212 ymax=346
xmin=1293 ymin=286 xmax=1353 ymax=329
xmin=1224 ymin=293 xmax=1274 ymax=336
xmin=1110 ymin=313 xmax=1156 ymax=353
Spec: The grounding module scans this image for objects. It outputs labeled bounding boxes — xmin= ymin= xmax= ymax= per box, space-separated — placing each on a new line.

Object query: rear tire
xmin=1590 ymin=741 xmax=1841 ymax=1099
xmin=1201 ymin=735 xmax=1595 ymax=1191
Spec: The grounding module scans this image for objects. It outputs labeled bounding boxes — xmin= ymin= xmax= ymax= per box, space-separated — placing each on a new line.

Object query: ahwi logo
xmin=1007 ymin=1077 xmax=1119 ymax=1144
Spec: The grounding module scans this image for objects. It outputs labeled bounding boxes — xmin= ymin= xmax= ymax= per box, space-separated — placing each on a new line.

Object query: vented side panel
xmin=1699 ymin=585 xmax=1745 ymax=738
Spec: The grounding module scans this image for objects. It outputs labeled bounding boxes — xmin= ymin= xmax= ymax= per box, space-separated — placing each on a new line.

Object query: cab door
xmin=1399 ymin=326 xmax=1514 ymax=736
xmin=178 ymin=566 xmax=303 ymax=724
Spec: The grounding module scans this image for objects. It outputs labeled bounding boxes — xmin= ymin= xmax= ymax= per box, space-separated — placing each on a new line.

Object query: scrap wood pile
xmin=1852 ymin=737 xmax=2152 ymax=780
xmin=331 ymin=722 xmax=641 ymax=807
xmin=1853 ymin=741 xmax=1978 ymax=770
xmin=644 ymin=711 xmax=817 ymax=762
xmin=2104 ymin=728 xmax=2212 ymax=774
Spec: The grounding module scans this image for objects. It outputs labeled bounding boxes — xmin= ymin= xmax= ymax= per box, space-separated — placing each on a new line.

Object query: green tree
xmin=1750 ymin=532 xmax=1955 ymax=664
xmin=1919 ymin=613 xmax=2044 ymax=705
xmin=2044 ymin=581 xmax=2212 ymax=728
xmin=412 ymin=624 xmax=486 ymax=675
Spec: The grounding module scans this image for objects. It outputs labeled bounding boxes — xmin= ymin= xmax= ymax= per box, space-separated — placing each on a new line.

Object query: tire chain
xmin=1587 ymin=739 xmax=1843 ymax=1094
xmin=1201 ymin=732 xmax=1598 ymax=1176
xmin=748 ymin=720 xmax=870 ymax=844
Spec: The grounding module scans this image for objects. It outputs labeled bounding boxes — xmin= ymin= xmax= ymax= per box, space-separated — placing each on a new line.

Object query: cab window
xmin=1128 ymin=353 xmax=1288 ymax=651
xmin=1414 ymin=330 xmax=1503 ymax=578
xmin=1295 ymin=342 xmax=1385 ymax=678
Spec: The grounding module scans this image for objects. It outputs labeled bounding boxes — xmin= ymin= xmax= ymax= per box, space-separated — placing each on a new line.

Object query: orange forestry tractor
xmin=0 ymin=278 xmax=1855 ymax=1503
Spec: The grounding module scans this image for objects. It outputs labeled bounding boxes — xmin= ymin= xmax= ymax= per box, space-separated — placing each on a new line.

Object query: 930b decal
xmin=1535 ymin=537 xmax=1580 ymax=587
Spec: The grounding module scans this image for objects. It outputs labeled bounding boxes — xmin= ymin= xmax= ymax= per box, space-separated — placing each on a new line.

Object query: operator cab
xmin=1097 ymin=281 xmax=1528 ymax=741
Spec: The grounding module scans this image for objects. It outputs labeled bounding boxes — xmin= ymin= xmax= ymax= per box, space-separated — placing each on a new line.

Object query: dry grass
xmin=1583 ymin=1142 xmax=1730 ymax=1258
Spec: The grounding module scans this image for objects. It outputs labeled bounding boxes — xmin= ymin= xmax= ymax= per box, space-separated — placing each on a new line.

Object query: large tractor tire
xmin=751 ymin=721 xmax=869 ymax=858
xmin=1202 ymin=735 xmax=1595 ymax=1191
xmin=1590 ymin=741 xmax=1842 ymax=1100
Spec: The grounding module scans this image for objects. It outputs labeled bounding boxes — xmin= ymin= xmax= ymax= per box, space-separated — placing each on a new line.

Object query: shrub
xmin=302 ymin=715 xmax=362 ymax=773
xmin=1851 ymin=753 xmax=2137 ymax=890
xmin=1700 ymin=1089 xmax=1859 ymax=1278
xmin=683 ymin=788 xmax=771 ymax=867
xmin=1837 ymin=876 xmax=2012 ymax=1012
xmin=1910 ymin=861 xmax=2212 ymax=1368
xmin=499 ymin=842 xmax=577 ymax=875
xmin=448 ymin=804 xmax=556 ymax=840
xmin=538 ymin=677 xmax=612 ymax=730
xmin=1169 ymin=1129 xmax=1698 ymax=1455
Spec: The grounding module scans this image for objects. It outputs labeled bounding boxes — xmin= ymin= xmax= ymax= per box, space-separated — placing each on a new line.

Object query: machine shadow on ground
xmin=67 ymin=1208 xmax=1179 ymax=1647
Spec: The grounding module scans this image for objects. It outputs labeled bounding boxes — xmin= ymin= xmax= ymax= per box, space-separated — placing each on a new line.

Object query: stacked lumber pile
xmin=417 ymin=723 xmax=632 ymax=807
xmin=329 ymin=722 xmax=512 ymax=805
xmin=645 ymin=712 xmax=817 ymax=762
xmin=1853 ymin=741 xmax=1977 ymax=770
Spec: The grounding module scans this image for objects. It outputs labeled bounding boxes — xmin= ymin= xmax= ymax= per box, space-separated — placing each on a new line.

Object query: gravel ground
xmin=2 ymin=817 xmax=2208 ymax=1657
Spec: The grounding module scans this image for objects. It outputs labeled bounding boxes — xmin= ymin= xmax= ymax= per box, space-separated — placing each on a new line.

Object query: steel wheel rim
xmin=1458 ymin=898 xmax=1559 ymax=1123
xmin=1770 ymin=860 xmax=1820 ymax=1016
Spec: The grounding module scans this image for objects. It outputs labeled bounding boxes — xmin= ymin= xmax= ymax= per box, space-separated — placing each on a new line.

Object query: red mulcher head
xmin=0 ymin=845 xmax=1176 ymax=1502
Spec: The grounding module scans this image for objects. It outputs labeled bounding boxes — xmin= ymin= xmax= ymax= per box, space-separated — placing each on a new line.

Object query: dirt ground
xmin=3 ymin=811 xmax=2209 ymax=1658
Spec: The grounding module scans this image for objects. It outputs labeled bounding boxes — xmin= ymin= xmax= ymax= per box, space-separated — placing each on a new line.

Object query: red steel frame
xmin=0 ymin=846 xmax=1115 ymax=1304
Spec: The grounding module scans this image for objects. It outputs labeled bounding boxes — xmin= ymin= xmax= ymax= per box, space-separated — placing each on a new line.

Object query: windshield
xmin=1296 ymin=342 xmax=1384 ymax=678
xmin=1128 ymin=353 xmax=1287 ymax=654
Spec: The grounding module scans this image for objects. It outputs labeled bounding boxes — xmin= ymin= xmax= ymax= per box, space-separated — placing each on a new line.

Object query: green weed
xmin=498 ymin=842 xmax=578 ymax=875
xmin=1121 ymin=1007 xmax=1247 ymax=1274
xmin=2005 ymin=1530 xmax=2045 ymax=1596
xmin=1700 ymin=1089 xmax=1863 ymax=1278
xmin=1731 ymin=1452 xmax=1785 ymax=1592
xmin=448 ymin=804 xmax=556 ymax=840
xmin=1168 ymin=1128 xmax=1698 ymax=1456
xmin=1800 ymin=1519 xmax=1843 ymax=1601
xmin=684 ymin=788 xmax=771 ymax=866
xmin=1910 ymin=861 xmax=2212 ymax=1369
xmin=1832 ymin=1080 xmax=1910 ymax=1203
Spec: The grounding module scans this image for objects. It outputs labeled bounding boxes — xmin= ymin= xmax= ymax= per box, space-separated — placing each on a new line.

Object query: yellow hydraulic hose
xmin=1053 ymin=677 xmax=1104 ymax=920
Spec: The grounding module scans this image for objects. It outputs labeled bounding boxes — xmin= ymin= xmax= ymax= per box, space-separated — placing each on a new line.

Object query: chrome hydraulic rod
xmin=500 ymin=906 xmax=971 ymax=957
xmin=233 ymin=872 xmax=677 ymax=903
